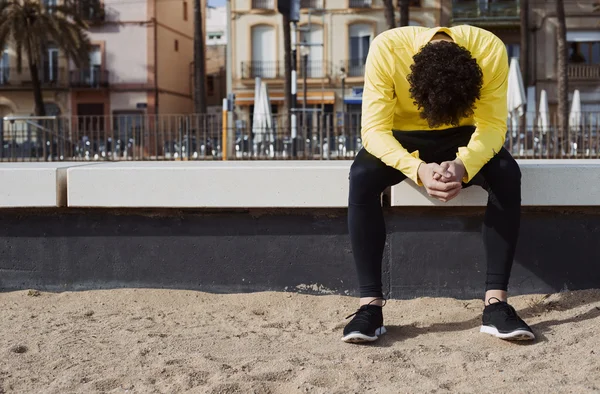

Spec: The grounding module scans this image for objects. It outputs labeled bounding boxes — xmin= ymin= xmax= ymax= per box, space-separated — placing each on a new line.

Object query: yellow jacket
xmin=361 ymin=25 xmax=509 ymax=184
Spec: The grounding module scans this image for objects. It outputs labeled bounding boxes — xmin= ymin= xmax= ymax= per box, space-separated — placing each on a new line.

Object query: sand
xmin=1 ymin=288 xmax=599 ymax=394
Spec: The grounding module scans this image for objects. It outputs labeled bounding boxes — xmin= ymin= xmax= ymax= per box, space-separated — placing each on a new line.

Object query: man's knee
xmin=498 ymin=156 xmax=521 ymax=185
xmin=349 ymin=160 xmax=385 ymax=202
xmin=349 ymin=160 xmax=372 ymax=193
xmin=487 ymin=150 xmax=521 ymax=187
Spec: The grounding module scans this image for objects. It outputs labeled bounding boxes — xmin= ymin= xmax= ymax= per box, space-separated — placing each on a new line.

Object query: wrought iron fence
xmin=1 ymin=112 xmax=599 ymax=162
xmin=300 ymin=0 xmax=324 ymax=9
xmin=241 ymin=61 xmax=331 ymax=79
xmin=0 ymin=66 xmax=66 ymax=86
xmin=251 ymin=0 xmax=274 ymax=10
xmin=341 ymin=59 xmax=367 ymax=78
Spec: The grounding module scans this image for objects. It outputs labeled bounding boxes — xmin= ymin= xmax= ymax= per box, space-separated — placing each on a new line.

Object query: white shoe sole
xmin=341 ymin=326 xmax=387 ymax=343
xmin=480 ymin=325 xmax=535 ymax=341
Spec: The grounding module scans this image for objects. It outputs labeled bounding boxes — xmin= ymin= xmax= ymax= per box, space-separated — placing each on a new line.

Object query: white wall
xmin=86 ymin=1 xmax=148 ymax=85
xmin=103 ymin=0 xmax=147 ymax=21
xmin=110 ymin=92 xmax=149 ymax=113
xmin=207 ymin=6 xmax=227 ymax=46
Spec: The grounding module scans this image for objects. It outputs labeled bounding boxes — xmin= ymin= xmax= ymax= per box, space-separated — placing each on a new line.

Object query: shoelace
xmin=345 ymin=298 xmax=387 ymax=319
xmin=487 ymin=297 xmax=519 ymax=321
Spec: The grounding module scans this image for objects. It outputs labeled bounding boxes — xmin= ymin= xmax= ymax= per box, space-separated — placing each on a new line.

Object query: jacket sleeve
xmin=456 ymin=44 xmax=509 ymax=183
xmin=361 ymin=35 xmax=424 ymax=185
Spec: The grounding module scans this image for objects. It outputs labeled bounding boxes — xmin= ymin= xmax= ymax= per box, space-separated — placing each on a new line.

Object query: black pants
xmin=348 ymin=126 xmax=521 ymax=298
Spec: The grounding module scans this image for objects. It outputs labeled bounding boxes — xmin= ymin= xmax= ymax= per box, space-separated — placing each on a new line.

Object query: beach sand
xmin=1 ymin=288 xmax=599 ymax=393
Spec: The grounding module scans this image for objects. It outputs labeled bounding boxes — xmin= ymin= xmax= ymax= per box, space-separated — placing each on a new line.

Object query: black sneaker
xmin=480 ymin=298 xmax=535 ymax=341
xmin=341 ymin=300 xmax=386 ymax=343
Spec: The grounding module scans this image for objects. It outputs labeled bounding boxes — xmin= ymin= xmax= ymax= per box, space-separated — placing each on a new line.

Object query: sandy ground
xmin=1 ymin=288 xmax=600 ymax=394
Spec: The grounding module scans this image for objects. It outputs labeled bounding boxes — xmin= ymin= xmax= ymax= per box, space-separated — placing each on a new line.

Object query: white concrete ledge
xmin=67 ymin=161 xmax=353 ymax=208
xmin=391 ymin=160 xmax=600 ymax=206
xmin=0 ymin=163 xmax=91 ymax=207
xmin=56 ymin=159 xmax=600 ymax=208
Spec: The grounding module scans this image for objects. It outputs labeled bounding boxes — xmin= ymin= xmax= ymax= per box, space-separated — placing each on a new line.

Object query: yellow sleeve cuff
xmin=396 ymin=151 xmax=425 ymax=186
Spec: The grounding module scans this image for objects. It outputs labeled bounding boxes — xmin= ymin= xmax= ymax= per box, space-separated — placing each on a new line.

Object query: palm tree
xmin=398 ymin=0 xmax=409 ymax=27
xmin=194 ymin=0 xmax=207 ymax=114
xmin=0 ymin=0 xmax=91 ymax=116
xmin=383 ymin=0 xmax=395 ymax=30
xmin=556 ymin=0 xmax=568 ymax=155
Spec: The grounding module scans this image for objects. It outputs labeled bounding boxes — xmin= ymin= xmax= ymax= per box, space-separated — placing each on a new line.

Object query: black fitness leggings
xmin=348 ymin=126 xmax=521 ymax=298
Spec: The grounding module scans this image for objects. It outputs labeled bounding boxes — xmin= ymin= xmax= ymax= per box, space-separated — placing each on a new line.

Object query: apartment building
xmin=450 ymin=0 xmax=600 ymax=112
xmin=206 ymin=5 xmax=227 ymax=111
xmin=0 ymin=0 xmax=195 ymax=122
xmin=231 ymin=0 xmax=443 ymax=121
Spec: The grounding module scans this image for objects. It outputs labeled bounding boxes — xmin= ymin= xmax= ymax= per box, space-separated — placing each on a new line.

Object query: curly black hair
xmin=407 ymin=41 xmax=484 ymax=129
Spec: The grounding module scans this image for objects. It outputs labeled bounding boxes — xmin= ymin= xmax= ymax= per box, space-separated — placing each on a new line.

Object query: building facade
xmin=230 ymin=0 xmax=599 ymax=124
xmin=230 ymin=0 xmax=444 ymax=122
xmin=449 ymin=0 xmax=599 ymax=113
xmin=206 ymin=5 xmax=227 ymax=112
xmin=0 ymin=0 xmax=195 ymax=120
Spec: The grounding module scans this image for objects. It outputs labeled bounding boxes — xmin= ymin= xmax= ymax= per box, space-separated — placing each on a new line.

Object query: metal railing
xmin=300 ymin=0 xmax=324 ymax=8
xmin=342 ymin=59 xmax=367 ymax=78
xmin=70 ymin=69 xmax=109 ymax=88
xmin=241 ymin=61 xmax=330 ymax=79
xmin=241 ymin=61 xmax=283 ymax=79
xmin=251 ymin=0 xmax=274 ymax=10
xmin=568 ymin=64 xmax=600 ymax=80
xmin=452 ymin=0 xmax=519 ymax=21
xmin=0 ymin=66 xmax=66 ymax=86
xmin=349 ymin=0 xmax=373 ymax=8
xmin=1 ymin=113 xmax=599 ymax=162
xmin=297 ymin=60 xmax=330 ymax=78
xmin=71 ymin=0 xmax=105 ymax=23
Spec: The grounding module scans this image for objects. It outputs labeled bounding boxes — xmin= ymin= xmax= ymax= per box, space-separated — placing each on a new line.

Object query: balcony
xmin=452 ymin=0 xmax=519 ymax=24
xmin=341 ymin=59 xmax=368 ymax=78
xmin=349 ymin=0 xmax=372 ymax=7
xmin=568 ymin=64 xmax=600 ymax=80
xmin=251 ymin=0 xmax=274 ymax=10
xmin=241 ymin=61 xmax=283 ymax=79
xmin=241 ymin=61 xmax=330 ymax=80
xmin=300 ymin=0 xmax=324 ymax=8
xmin=72 ymin=0 xmax=105 ymax=24
xmin=0 ymin=66 xmax=66 ymax=88
xmin=69 ymin=69 xmax=109 ymax=88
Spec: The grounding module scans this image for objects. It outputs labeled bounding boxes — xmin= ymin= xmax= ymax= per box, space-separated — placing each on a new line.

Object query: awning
xmin=566 ymin=31 xmax=600 ymax=42
xmin=344 ymin=97 xmax=362 ymax=105
xmin=235 ymin=91 xmax=335 ymax=106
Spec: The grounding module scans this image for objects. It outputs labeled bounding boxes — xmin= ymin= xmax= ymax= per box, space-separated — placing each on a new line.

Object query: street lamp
xmin=339 ymin=66 xmax=346 ymax=131
xmin=300 ymin=44 xmax=310 ymax=155
xmin=300 ymin=44 xmax=310 ymax=115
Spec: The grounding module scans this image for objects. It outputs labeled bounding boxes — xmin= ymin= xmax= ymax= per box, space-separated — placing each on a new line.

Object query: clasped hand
xmin=417 ymin=159 xmax=465 ymax=203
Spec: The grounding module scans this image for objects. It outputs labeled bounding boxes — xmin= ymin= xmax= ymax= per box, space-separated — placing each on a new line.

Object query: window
xmin=506 ymin=43 xmax=520 ymax=63
xmin=299 ymin=24 xmax=324 ymax=78
xmin=0 ymin=46 xmax=9 ymax=85
xmin=43 ymin=0 xmax=56 ymax=11
xmin=348 ymin=24 xmax=373 ymax=77
xmin=81 ymin=45 xmax=102 ymax=86
xmin=349 ymin=0 xmax=371 ymax=7
xmin=251 ymin=0 xmax=274 ymax=9
xmin=175 ymin=40 xmax=179 ymax=52
xmin=43 ymin=45 xmax=59 ymax=83
xmin=300 ymin=0 xmax=323 ymax=8
xmin=251 ymin=25 xmax=276 ymax=78
xmin=183 ymin=1 xmax=188 ymax=21
xmin=207 ymin=75 xmax=215 ymax=96
xmin=569 ymin=42 xmax=600 ymax=64
xmin=208 ymin=33 xmax=223 ymax=41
